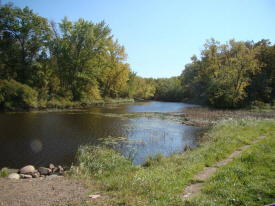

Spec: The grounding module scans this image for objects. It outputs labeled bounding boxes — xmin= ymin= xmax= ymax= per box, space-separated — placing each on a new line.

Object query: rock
xmin=52 ymin=167 xmax=58 ymax=174
xmin=7 ymin=173 xmax=20 ymax=180
xmin=20 ymin=165 xmax=35 ymax=174
xmin=57 ymin=166 xmax=64 ymax=175
xmin=32 ymin=172 xmax=40 ymax=178
xmin=38 ymin=167 xmax=52 ymax=175
xmin=48 ymin=164 xmax=55 ymax=170
xmin=89 ymin=195 xmax=100 ymax=199
xmin=45 ymin=174 xmax=58 ymax=180
xmin=22 ymin=175 xmax=32 ymax=179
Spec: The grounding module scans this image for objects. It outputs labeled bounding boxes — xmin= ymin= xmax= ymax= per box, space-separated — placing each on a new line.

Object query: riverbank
xmin=66 ymin=118 xmax=275 ymax=205
xmin=0 ymin=98 xmax=135 ymax=112
xmin=1 ymin=109 xmax=275 ymax=205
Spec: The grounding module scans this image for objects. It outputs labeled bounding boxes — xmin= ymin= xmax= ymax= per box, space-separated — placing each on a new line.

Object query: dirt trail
xmin=181 ymin=134 xmax=268 ymax=200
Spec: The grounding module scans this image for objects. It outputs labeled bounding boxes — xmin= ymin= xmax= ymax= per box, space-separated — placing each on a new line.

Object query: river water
xmin=0 ymin=101 xmax=202 ymax=169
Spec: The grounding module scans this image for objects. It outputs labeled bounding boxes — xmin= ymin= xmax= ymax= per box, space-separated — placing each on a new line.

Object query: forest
xmin=0 ymin=3 xmax=274 ymax=110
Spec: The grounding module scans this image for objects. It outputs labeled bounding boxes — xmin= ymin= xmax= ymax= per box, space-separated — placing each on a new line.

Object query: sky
xmin=2 ymin=0 xmax=275 ymax=79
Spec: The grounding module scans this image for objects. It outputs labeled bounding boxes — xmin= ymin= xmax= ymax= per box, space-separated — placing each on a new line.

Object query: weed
xmin=0 ymin=167 xmax=9 ymax=178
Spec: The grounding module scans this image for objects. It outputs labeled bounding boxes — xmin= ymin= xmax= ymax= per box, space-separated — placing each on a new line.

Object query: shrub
xmin=0 ymin=79 xmax=38 ymax=110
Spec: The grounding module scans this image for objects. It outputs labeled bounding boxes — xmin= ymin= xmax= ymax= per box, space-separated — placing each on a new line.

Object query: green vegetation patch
xmin=0 ymin=167 xmax=10 ymax=178
xmin=186 ymin=132 xmax=275 ymax=206
xmin=69 ymin=119 xmax=275 ymax=205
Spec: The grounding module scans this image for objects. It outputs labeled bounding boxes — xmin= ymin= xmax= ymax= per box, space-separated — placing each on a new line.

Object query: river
xmin=0 ymin=101 xmax=202 ymax=169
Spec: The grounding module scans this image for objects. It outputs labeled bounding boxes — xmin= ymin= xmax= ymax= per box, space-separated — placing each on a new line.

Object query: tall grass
xmin=67 ymin=145 xmax=134 ymax=180
xmin=182 ymin=107 xmax=275 ymax=127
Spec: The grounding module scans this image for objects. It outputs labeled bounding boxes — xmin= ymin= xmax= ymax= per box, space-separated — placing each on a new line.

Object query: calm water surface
xmin=0 ymin=101 xmax=202 ymax=169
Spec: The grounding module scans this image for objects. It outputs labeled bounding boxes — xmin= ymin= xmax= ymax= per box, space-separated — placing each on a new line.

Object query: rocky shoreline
xmin=7 ymin=164 xmax=64 ymax=180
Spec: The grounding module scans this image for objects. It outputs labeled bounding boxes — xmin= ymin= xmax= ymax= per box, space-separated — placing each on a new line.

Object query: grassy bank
xmin=1 ymin=97 xmax=135 ymax=111
xmin=186 ymin=131 xmax=275 ymax=206
xmin=68 ymin=118 xmax=275 ymax=205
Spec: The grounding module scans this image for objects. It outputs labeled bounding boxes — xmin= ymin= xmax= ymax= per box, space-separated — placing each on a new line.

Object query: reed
xmin=182 ymin=107 xmax=275 ymax=127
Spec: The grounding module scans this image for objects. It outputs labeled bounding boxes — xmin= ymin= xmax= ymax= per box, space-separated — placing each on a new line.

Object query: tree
xmin=0 ymin=3 xmax=52 ymax=85
xmin=181 ymin=39 xmax=261 ymax=108
xmin=50 ymin=17 xmax=113 ymax=100
xmin=155 ymin=77 xmax=182 ymax=102
xmin=134 ymin=77 xmax=156 ymax=100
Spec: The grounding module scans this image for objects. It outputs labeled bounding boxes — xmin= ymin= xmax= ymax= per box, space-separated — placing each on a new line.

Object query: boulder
xmin=57 ymin=166 xmax=64 ymax=175
xmin=7 ymin=173 xmax=20 ymax=180
xmin=32 ymin=172 xmax=40 ymax=178
xmin=38 ymin=167 xmax=52 ymax=175
xmin=48 ymin=164 xmax=55 ymax=170
xmin=20 ymin=165 xmax=35 ymax=174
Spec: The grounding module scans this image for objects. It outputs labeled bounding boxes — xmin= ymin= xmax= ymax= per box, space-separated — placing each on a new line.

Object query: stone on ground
xmin=20 ymin=165 xmax=35 ymax=174
xmin=7 ymin=173 xmax=20 ymax=180
xmin=38 ymin=167 xmax=52 ymax=175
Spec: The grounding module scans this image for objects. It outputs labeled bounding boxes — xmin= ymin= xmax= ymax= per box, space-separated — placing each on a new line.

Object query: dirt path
xmin=181 ymin=134 xmax=268 ymax=200
xmin=0 ymin=176 xmax=94 ymax=206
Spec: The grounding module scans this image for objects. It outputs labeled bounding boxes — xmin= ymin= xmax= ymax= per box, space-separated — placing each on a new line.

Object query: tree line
xmin=1 ymin=3 xmax=274 ymax=110
xmin=0 ymin=3 xmax=155 ymax=110
xmin=155 ymin=38 xmax=275 ymax=109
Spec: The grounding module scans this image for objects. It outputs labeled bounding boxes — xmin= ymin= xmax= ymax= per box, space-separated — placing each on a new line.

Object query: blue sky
xmin=3 ymin=0 xmax=275 ymax=78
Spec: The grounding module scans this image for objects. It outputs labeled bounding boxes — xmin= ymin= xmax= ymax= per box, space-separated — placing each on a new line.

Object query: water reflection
xmin=0 ymin=101 xmax=202 ymax=169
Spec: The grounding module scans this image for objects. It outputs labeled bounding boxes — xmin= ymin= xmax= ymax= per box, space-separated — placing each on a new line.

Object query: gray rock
xmin=20 ymin=165 xmax=35 ymax=174
xmin=38 ymin=167 xmax=52 ymax=175
xmin=7 ymin=173 xmax=20 ymax=180
xmin=45 ymin=174 xmax=58 ymax=180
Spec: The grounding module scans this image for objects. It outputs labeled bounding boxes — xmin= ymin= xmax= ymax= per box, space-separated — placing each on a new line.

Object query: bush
xmin=0 ymin=79 xmax=38 ymax=110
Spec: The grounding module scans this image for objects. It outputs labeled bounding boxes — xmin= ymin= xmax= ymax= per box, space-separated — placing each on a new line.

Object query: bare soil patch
xmin=0 ymin=176 xmax=91 ymax=206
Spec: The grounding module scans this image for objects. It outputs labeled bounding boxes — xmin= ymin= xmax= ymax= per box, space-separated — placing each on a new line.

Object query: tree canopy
xmin=0 ymin=3 xmax=155 ymax=110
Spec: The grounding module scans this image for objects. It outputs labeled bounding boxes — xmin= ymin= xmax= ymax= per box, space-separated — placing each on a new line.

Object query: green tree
xmin=50 ymin=17 xmax=112 ymax=100
xmin=181 ymin=39 xmax=261 ymax=108
xmin=0 ymin=3 xmax=52 ymax=85
xmin=134 ymin=77 xmax=156 ymax=100
xmin=155 ymin=77 xmax=182 ymax=102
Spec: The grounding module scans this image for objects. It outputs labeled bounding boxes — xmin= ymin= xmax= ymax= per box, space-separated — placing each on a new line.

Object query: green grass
xmin=186 ymin=132 xmax=275 ymax=206
xmin=69 ymin=118 xmax=275 ymax=205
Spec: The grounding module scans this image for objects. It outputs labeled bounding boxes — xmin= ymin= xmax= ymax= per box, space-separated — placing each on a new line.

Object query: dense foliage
xmin=155 ymin=38 xmax=275 ymax=108
xmin=1 ymin=3 xmax=274 ymax=109
xmin=0 ymin=3 xmax=155 ymax=110
xmin=180 ymin=38 xmax=275 ymax=108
